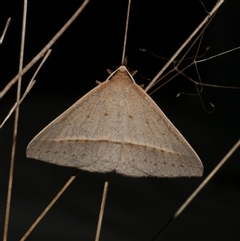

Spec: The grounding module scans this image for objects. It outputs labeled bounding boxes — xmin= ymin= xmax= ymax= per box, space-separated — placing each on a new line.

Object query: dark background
xmin=0 ymin=0 xmax=240 ymax=240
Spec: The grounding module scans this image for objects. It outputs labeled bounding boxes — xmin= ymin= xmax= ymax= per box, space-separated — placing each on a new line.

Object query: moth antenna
xmin=106 ymin=69 xmax=113 ymax=74
xmin=96 ymin=80 xmax=102 ymax=85
xmin=131 ymin=70 xmax=138 ymax=76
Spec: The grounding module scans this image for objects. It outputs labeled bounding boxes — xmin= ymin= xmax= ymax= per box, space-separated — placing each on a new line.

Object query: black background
xmin=0 ymin=0 xmax=240 ymax=240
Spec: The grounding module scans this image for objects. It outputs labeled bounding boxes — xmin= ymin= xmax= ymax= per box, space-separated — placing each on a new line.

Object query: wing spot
xmin=104 ymin=113 xmax=108 ymax=116
xmin=86 ymin=115 xmax=90 ymax=118
xmin=63 ymin=151 xmax=67 ymax=154
xmin=128 ymin=115 xmax=133 ymax=119
xmin=171 ymin=163 xmax=175 ymax=167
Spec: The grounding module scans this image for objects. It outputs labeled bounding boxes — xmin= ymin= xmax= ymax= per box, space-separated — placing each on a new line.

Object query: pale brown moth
xmin=26 ymin=65 xmax=203 ymax=177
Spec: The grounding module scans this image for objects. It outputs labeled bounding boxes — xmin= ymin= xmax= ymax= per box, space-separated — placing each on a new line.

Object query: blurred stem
xmin=95 ymin=174 xmax=110 ymax=241
xmin=151 ymin=139 xmax=240 ymax=241
xmin=3 ymin=1 xmax=28 ymax=241
xmin=20 ymin=170 xmax=80 ymax=241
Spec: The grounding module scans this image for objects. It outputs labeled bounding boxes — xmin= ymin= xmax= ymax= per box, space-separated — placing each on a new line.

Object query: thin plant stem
xmin=0 ymin=49 xmax=52 ymax=128
xmin=197 ymin=46 xmax=240 ymax=63
xmin=148 ymin=56 xmax=240 ymax=97
xmin=0 ymin=18 xmax=11 ymax=44
xmin=121 ymin=0 xmax=132 ymax=65
xmin=151 ymin=139 xmax=240 ymax=241
xmin=95 ymin=174 xmax=110 ymax=241
xmin=176 ymin=68 xmax=240 ymax=89
xmin=0 ymin=0 xmax=89 ymax=99
xmin=20 ymin=170 xmax=80 ymax=241
xmin=145 ymin=0 xmax=224 ymax=92
xmin=3 ymin=1 xmax=28 ymax=240
xmin=146 ymin=13 xmax=211 ymax=94
xmin=0 ymin=81 xmax=35 ymax=129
